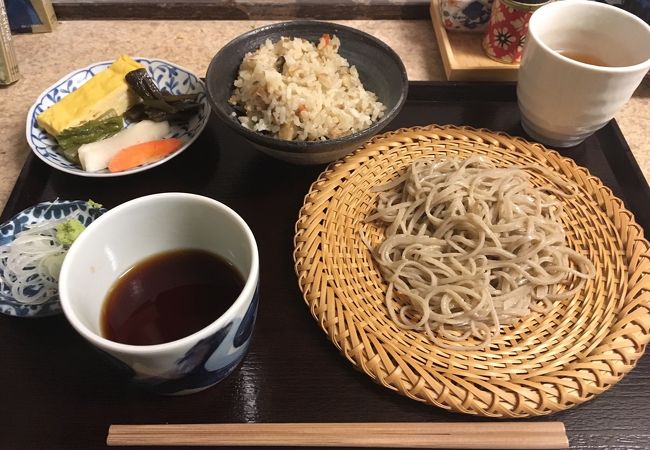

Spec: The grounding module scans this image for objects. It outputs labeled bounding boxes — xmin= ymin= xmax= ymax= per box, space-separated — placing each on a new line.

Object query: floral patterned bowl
xmin=0 ymin=200 xmax=106 ymax=318
xmin=26 ymin=57 xmax=211 ymax=177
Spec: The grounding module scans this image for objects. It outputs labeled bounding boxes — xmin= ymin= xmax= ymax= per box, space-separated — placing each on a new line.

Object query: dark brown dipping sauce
xmin=101 ymin=249 xmax=244 ymax=346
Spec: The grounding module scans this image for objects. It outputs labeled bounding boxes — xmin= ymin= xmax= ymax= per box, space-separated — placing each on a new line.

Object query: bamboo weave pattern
xmin=293 ymin=125 xmax=650 ymax=418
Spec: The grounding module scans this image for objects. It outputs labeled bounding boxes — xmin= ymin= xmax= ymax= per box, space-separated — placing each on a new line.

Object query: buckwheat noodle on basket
xmin=365 ymin=156 xmax=595 ymax=350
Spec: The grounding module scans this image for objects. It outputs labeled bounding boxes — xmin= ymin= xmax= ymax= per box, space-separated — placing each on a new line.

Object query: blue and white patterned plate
xmin=26 ymin=57 xmax=211 ymax=177
xmin=0 ymin=200 xmax=106 ymax=317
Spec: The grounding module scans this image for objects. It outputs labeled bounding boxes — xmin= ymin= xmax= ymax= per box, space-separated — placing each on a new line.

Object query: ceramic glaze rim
xmin=59 ymin=193 xmax=259 ymax=355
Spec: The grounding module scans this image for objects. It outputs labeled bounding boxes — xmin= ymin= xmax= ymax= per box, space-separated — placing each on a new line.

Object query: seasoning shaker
xmin=482 ymin=0 xmax=550 ymax=64
xmin=0 ymin=0 xmax=20 ymax=85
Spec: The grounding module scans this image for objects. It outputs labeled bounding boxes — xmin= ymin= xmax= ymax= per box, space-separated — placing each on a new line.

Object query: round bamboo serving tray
xmin=293 ymin=125 xmax=650 ymax=418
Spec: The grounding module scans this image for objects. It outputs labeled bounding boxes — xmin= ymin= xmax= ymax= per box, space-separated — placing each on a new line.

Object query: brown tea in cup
xmin=556 ymin=50 xmax=613 ymax=67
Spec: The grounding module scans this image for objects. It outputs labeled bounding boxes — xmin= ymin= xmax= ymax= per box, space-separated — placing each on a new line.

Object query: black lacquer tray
xmin=2 ymin=82 xmax=649 ymax=449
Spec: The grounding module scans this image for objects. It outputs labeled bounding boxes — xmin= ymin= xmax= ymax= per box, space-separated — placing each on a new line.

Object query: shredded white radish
xmin=0 ymin=218 xmax=69 ymax=305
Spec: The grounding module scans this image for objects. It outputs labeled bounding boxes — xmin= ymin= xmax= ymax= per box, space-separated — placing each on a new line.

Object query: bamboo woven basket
xmin=293 ymin=125 xmax=650 ymax=418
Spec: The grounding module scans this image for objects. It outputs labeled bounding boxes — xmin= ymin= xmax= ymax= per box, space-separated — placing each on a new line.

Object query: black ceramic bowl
xmin=206 ymin=21 xmax=409 ymax=165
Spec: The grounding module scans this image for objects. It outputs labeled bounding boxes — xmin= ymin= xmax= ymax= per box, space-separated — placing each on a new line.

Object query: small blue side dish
xmin=0 ymin=200 xmax=106 ymax=318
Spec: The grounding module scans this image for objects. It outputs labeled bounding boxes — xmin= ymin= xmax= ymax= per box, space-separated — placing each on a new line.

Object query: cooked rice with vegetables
xmin=229 ymin=34 xmax=386 ymax=141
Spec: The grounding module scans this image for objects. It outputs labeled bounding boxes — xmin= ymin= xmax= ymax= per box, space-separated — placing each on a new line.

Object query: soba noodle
xmin=366 ymin=156 xmax=595 ymax=350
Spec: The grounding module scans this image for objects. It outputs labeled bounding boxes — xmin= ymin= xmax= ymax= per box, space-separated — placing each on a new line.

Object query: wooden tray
xmin=430 ymin=0 xmax=519 ymax=81
xmin=2 ymin=82 xmax=649 ymax=449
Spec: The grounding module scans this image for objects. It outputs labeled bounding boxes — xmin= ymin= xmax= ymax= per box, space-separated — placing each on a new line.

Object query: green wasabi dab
xmin=55 ymin=219 xmax=85 ymax=247
xmin=86 ymin=199 xmax=103 ymax=209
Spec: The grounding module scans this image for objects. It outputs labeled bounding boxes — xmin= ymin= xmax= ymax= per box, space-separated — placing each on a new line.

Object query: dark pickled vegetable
xmin=124 ymin=102 xmax=201 ymax=123
xmin=125 ymin=69 xmax=202 ymax=123
xmin=275 ymin=56 xmax=286 ymax=73
xmin=124 ymin=103 xmax=166 ymax=122
xmin=56 ymin=115 xmax=124 ymax=162
xmin=162 ymin=93 xmax=200 ymax=103
xmin=125 ymin=69 xmax=167 ymax=102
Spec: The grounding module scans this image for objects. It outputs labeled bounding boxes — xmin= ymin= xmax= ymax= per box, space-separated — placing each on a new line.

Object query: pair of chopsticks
xmin=107 ymin=422 xmax=568 ymax=449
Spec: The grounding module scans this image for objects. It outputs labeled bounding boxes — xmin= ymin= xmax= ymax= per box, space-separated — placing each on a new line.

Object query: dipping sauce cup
xmin=517 ymin=0 xmax=650 ymax=148
xmin=59 ymin=193 xmax=259 ymax=395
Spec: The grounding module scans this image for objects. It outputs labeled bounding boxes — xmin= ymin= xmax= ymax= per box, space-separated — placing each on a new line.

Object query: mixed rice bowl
xmin=229 ymin=34 xmax=386 ymax=141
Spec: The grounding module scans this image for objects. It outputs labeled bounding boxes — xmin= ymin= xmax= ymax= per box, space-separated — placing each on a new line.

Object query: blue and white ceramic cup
xmin=59 ymin=193 xmax=259 ymax=395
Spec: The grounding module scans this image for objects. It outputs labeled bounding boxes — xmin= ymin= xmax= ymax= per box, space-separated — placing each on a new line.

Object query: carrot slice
xmin=108 ymin=138 xmax=183 ymax=173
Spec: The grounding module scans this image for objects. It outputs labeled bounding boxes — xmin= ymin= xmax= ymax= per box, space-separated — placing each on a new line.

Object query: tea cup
xmin=517 ymin=0 xmax=650 ymax=147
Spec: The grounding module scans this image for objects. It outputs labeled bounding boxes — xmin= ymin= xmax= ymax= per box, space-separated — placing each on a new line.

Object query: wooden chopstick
xmin=107 ymin=422 xmax=568 ymax=449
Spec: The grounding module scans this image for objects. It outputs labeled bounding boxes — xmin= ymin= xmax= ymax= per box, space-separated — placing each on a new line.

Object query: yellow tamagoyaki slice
xmin=37 ymin=55 xmax=144 ymax=136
